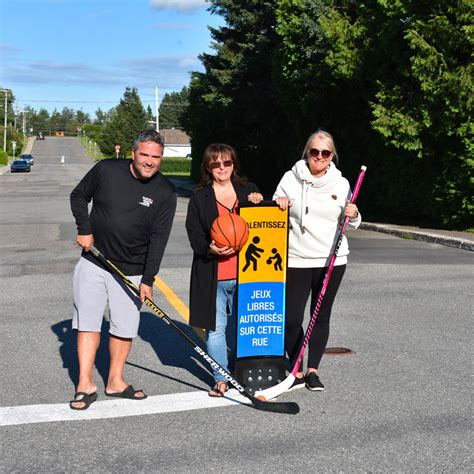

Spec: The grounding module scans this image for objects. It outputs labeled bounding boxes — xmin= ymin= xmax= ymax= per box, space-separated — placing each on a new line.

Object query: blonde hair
xmin=301 ymin=130 xmax=339 ymax=165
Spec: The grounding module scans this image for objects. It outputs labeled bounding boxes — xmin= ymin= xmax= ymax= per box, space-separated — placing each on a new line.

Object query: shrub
xmin=82 ymin=123 xmax=102 ymax=141
xmin=0 ymin=150 xmax=8 ymax=165
xmin=160 ymin=158 xmax=191 ymax=174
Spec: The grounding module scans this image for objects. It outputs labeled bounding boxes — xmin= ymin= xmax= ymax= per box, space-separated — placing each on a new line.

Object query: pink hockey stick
xmin=256 ymin=165 xmax=367 ymax=401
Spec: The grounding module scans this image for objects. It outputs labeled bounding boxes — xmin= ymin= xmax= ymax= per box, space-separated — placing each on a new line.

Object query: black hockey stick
xmin=89 ymin=245 xmax=299 ymax=415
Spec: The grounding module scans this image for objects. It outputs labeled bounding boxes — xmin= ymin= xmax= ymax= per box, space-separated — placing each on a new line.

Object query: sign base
xmin=235 ymin=357 xmax=286 ymax=394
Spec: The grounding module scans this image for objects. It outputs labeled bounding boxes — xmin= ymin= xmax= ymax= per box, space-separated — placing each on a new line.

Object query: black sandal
xmin=208 ymin=381 xmax=229 ymax=397
xmin=69 ymin=392 xmax=98 ymax=410
xmin=105 ymin=385 xmax=147 ymax=400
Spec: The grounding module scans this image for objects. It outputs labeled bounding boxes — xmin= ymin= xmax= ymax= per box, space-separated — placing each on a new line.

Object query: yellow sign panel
xmin=238 ymin=206 xmax=288 ymax=283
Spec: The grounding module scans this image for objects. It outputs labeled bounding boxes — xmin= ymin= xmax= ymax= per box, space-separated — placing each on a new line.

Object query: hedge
xmin=0 ymin=150 xmax=8 ymax=166
xmin=97 ymin=156 xmax=192 ymax=173
xmin=160 ymin=158 xmax=191 ymax=173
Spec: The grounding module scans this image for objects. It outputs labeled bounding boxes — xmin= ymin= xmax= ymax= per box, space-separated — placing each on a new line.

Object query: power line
xmin=15 ymin=99 xmax=189 ymax=109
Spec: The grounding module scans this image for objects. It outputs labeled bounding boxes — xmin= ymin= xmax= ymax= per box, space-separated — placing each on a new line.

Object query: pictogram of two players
xmin=242 ymin=236 xmax=282 ymax=272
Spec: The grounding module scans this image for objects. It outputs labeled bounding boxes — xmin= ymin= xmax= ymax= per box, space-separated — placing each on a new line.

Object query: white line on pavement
xmin=0 ymin=390 xmax=250 ymax=426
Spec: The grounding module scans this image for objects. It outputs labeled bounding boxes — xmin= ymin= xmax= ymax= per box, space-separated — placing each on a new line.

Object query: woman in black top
xmin=185 ymin=144 xmax=262 ymax=397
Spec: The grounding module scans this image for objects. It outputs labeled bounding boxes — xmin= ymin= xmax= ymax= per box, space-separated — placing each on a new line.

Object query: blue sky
xmin=0 ymin=0 xmax=222 ymax=117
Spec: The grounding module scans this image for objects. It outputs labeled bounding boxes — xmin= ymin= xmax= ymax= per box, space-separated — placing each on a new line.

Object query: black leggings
xmin=285 ymin=265 xmax=346 ymax=371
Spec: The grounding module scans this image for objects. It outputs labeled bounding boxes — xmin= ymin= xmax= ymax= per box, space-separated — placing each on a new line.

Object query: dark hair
xmin=132 ymin=129 xmax=165 ymax=151
xmin=196 ymin=143 xmax=247 ymax=190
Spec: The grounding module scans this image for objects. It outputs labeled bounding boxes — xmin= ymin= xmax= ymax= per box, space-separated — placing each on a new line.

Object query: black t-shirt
xmin=70 ymin=159 xmax=177 ymax=285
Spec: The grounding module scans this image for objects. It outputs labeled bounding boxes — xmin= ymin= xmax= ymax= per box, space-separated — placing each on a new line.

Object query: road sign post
xmin=115 ymin=144 xmax=121 ymax=158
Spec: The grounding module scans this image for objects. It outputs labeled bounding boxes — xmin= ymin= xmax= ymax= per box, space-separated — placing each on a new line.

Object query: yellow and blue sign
xmin=237 ymin=204 xmax=288 ymax=358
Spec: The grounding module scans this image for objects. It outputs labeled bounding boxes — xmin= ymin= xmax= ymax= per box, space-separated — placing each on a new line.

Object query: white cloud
xmin=150 ymin=0 xmax=207 ymax=13
xmin=3 ymin=55 xmax=202 ymax=90
xmin=118 ymin=55 xmax=202 ymax=87
xmin=0 ymin=43 xmax=20 ymax=53
xmin=177 ymin=57 xmax=200 ymax=68
xmin=5 ymin=61 xmax=123 ymax=86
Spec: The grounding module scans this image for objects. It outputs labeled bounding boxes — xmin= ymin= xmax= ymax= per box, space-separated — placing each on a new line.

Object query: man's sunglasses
xmin=308 ymin=148 xmax=332 ymax=159
xmin=209 ymin=160 xmax=233 ymax=169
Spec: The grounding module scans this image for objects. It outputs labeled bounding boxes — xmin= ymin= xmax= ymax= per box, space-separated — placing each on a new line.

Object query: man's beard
xmin=131 ymin=160 xmax=158 ymax=181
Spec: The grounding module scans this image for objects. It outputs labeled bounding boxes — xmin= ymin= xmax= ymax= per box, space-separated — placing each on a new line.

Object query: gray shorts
xmin=73 ymin=257 xmax=143 ymax=338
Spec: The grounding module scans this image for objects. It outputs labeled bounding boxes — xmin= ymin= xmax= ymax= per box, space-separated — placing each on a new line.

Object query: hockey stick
xmin=89 ymin=245 xmax=299 ymax=415
xmin=256 ymin=165 xmax=367 ymax=400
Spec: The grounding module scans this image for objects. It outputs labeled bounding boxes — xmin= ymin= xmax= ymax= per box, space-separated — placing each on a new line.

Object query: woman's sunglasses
xmin=209 ymin=160 xmax=233 ymax=169
xmin=308 ymin=148 xmax=332 ymax=159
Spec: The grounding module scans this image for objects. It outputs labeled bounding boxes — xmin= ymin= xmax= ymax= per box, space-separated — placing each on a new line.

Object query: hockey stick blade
xmin=89 ymin=245 xmax=299 ymax=415
xmin=250 ymin=394 xmax=299 ymax=414
xmin=255 ymin=374 xmax=296 ymax=401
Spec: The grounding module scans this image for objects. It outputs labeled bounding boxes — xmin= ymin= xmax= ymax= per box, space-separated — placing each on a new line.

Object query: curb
xmin=360 ymin=223 xmax=473 ymax=252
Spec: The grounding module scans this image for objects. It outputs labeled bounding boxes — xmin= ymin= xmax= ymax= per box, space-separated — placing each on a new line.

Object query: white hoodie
xmin=273 ymin=160 xmax=361 ymax=268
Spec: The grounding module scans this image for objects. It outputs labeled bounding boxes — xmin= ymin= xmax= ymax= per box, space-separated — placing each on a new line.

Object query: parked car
xmin=11 ymin=160 xmax=31 ymax=173
xmin=20 ymin=154 xmax=34 ymax=165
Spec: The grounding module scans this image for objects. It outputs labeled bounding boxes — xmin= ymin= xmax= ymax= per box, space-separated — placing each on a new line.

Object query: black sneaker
xmin=287 ymin=376 xmax=305 ymax=392
xmin=305 ymin=372 xmax=324 ymax=391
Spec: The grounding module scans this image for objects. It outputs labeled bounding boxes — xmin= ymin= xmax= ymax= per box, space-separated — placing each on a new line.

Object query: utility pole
xmin=14 ymin=102 xmax=18 ymax=129
xmin=0 ymin=89 xmax=8 ymax=152
xmin=155 ymin=86 xmax=159 ymax=132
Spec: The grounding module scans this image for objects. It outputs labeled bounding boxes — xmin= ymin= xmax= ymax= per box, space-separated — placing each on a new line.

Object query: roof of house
xmin=160 ymin=128 xmax=190 ymax=145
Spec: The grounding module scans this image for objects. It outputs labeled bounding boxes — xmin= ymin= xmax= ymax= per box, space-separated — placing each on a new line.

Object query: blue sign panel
xmin=236 ymin=205 xmax=288 ymax=358
xmin=237 ymin=281 xmax=285 ymax=357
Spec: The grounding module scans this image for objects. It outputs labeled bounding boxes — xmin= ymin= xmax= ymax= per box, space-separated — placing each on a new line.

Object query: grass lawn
xmin=162 ymin=172 xmax=192 ymax=179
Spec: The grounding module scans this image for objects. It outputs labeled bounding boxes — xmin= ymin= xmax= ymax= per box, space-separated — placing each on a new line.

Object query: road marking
xmin=154 ymin=276 xmax=205 ymax=341
xmin=0 ymin=390 xmax=249 ymax=426
xmin=0 ymin=278 xmax=221 ymax=427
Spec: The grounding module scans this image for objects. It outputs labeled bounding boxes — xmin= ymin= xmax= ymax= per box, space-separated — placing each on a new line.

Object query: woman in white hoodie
xmin=274 ymin=130 xmax=360 ymax=392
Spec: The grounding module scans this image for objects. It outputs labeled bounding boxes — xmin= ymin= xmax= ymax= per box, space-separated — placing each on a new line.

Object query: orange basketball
xmin=210 ymin=213 xmax=249 ymax=251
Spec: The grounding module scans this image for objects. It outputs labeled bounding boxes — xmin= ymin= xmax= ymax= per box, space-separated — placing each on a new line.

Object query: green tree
xmin=94 ymin=108 xmax=107 ymax=125
xmin=75 ymin=110 xmax=91 ymax=126
xmin=49 ymin=109 xmax=62 ymax=132
xmin=98 ymin=87 xmax=149 ymax=156
xmin=59 ymin=107 xmax=75 ymax=132
xmin=369 ymin=0 xmax=473 ymax=228
xmin=274 ymin=0 xmax=473 ymax=228
xmin=185 ymin=0 xmax=471 ymax=228
xmin=159 ymin=86 xmax=189 ymax=129
xmin=25 ymin=106 xmax=50 ymax=134
xmin=7 ymin=127 xmax=25 ymax=156
xmin=146 ymin=105 xmax=154 ymax=126
xmin=183 ymin=1 xmax=294 ymax=186
xmin=82 ymin=123 xmax=102 ymax=141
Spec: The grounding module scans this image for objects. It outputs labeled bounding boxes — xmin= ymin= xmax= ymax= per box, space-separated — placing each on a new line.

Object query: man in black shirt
xmin=69 ymin=129 xmax=176 ymax=409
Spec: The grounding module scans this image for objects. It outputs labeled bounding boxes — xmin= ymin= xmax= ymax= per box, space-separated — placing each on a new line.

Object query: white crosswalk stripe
xmin=0 ymin=389 xmax=249 ymax=426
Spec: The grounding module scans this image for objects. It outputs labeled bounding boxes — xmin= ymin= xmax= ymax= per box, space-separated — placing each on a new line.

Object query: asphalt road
xmin=0 ymin=138 xmax=472 ymax=472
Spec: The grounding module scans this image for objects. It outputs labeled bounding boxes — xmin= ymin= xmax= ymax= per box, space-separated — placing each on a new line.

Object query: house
xmin=159 ymin=128 xmax=191 ymax=158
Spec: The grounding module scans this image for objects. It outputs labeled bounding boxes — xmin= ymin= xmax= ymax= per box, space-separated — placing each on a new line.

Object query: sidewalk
xmin=360 ymin=222 xmax=473 ymax=251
